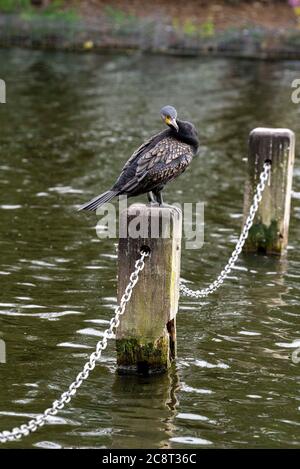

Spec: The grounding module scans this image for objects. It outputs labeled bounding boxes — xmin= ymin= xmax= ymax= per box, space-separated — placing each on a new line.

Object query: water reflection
xmin=110 ymin=365 xmax=179 ymax=449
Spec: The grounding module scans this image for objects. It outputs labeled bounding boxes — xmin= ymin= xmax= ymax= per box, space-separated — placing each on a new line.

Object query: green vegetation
xmin=104 ymin=5 xmax=137 ymax=26
xmin=0 ymin=0 xmax=30 ymax=11
xmin=172 ymin=17 xmax=215 ymax=38
xmin=103 ymin=5 xmax=140 ymax=37
xmin=246 ymin=220 xmax=281 ymax=254
xmin=116 ymin=336 xmax=169 ymax=373
xmin=0 ymin=0 xmax=79 ymax=22
xmin=182 ymin=19 xmax=198 ymax=37
xmin=201 ymin=17 xmax=215 ymax=38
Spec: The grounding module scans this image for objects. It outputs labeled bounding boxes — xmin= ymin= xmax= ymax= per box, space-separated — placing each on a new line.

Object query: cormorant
xmin=79 ymin=105 xmax=199 ymax=211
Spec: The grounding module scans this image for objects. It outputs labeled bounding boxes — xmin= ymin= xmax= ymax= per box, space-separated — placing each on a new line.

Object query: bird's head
xmin=160 ymin=105 xmax=179 ymax=132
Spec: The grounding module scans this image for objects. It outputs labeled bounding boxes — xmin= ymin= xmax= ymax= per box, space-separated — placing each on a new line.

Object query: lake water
xmin=0 ymin=49 xmax=300 ymax=449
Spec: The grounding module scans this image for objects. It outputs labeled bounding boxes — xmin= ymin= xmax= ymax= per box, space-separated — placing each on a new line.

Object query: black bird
xmin=79 ymin=105 xmax=199 ymax=211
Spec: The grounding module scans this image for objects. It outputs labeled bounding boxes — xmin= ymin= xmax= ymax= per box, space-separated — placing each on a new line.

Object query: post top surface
xmin=123 ymin=203 xmax=182 ymax=217
xmin=250 ymin=127 xmax=295 ymax=140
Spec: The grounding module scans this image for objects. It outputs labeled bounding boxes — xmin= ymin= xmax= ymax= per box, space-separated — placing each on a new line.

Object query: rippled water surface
xmin=0 ymin=49 xmax=300 ymax=449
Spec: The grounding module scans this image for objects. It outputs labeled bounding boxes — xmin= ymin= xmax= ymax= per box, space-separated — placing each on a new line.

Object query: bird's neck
xmin=170 ymin=120 xmax=199 ymax=151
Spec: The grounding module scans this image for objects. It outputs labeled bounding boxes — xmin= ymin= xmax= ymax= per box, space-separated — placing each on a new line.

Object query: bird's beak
xmin=165 ymin=116 xmax=179 ymax=132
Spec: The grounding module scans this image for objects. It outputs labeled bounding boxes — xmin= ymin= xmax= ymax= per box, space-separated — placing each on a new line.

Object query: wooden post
xmin=116 ymin=203 xmax=182 ymax=375
xmin=243 ymin=127 xmax=295 ymax=255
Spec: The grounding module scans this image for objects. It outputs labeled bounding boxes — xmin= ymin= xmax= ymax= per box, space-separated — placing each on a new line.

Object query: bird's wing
xmin=136 ymin=137 xmax=192 ymax=174
xmin=121 ymin=137 xmax=194 ymax=192
xmin=121 ymin=130 xmax=167 ymax=173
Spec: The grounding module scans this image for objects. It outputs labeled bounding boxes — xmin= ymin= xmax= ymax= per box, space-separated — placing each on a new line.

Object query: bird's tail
xmin=78 ymin=190 xmax=118 ymax=212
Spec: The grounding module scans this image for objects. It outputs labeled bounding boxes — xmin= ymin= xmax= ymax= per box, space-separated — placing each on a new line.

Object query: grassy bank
xmin=0 ymin=1 xmax=300 ymax=59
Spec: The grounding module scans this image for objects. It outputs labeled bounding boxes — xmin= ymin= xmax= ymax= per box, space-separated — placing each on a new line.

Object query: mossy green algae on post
xmin=245 ymin=219 xmax=281 ymax=254
xmin=116 ymin=336 xmax=169 ymax=374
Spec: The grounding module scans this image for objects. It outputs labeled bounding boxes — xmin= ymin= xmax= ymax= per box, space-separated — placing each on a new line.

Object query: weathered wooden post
xmin=243 ymin=128 xmax=295 ymax=255
xmin=116 ymin=203 xmax=182 ymax=374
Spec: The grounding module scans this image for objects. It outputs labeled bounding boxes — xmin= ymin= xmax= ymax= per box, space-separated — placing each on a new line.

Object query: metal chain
xmin=180 ymin=161 xmax=271 ymax=299
xmin=0 ymin=250 xmax=149 ymax=444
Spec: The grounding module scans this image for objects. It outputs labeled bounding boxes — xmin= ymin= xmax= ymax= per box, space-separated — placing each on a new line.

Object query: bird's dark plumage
xmin=79 ymin=106 xmax=199 ymax=211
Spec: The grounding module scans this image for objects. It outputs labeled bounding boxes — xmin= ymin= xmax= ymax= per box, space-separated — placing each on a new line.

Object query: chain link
xmin=0 ymin=250 xmax=149 ymax=444
xmin=180 ymin=161 xmax=271 ymax=299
